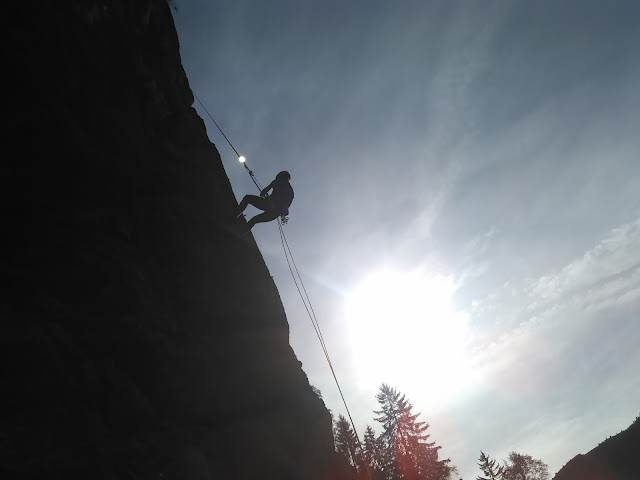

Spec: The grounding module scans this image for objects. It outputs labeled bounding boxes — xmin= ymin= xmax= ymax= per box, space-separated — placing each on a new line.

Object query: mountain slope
xmin=553 ymin=416 xmax=640 ymax=480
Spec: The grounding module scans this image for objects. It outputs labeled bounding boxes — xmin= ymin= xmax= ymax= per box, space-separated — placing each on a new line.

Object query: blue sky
xmin=173 ymin=1 xmax=640 ymax=477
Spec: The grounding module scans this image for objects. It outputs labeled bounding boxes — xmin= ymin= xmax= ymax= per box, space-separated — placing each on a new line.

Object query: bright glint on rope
xmin=239 ymin=156 xmax=246 ymax=163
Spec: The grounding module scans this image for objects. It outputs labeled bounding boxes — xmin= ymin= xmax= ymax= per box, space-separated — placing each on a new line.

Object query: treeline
xmin=331 ymin=383 xmax=455 ymax=480
xmin=326 ymin=384 xmax=550 ymax=480
xmin=476 ymin=451 xmax=549 ymax=480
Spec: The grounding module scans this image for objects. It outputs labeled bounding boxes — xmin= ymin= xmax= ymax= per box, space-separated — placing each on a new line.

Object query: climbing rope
xmin=194 ymin=92 xmax=240 ymax=158
xmin=194 ymin=92 xmax=264 ymax=192
xmin=276 ymin=219 xmax=365 ymax=453
xmin=194 ymin=94 xmax=369 ymax=477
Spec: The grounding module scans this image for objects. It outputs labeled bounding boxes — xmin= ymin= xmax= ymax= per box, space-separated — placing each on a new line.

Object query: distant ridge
xmin=553 ymin=415 xmax=640 ymax=480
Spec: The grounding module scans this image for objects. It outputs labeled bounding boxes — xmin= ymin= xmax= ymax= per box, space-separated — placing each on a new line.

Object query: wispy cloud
xmin=459 ymin=218 xmax=640 ymax=472
xmin=471 ymin=218 xmax=640 ymax=335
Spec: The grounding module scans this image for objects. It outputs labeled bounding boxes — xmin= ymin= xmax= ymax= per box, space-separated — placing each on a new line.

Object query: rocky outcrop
xmin=0 ymin=1 xmax=336 ymax=478
xmin=552 ymin=417 xmax=640 ymax=480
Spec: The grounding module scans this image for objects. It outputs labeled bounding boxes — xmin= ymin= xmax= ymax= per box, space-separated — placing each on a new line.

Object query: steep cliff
xmin=0 ymin=1 xmax=336 ymax=478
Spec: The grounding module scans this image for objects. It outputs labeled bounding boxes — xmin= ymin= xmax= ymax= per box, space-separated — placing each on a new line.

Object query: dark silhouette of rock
xmin=552 ymin=416 xmax=640 ymax=480
xmin=0 ymin=1 xmax=336 ymax=478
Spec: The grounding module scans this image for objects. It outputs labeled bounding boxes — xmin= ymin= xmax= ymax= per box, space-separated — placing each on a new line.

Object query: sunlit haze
xmin=345 ymin=270 xmax=473 ymax=407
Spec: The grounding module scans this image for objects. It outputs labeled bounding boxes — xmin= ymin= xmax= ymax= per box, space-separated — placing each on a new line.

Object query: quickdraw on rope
xmin=194 ymin=93 xmax=369 ymax=479
xmin=241 ymin=157 xmax=264 ymax=192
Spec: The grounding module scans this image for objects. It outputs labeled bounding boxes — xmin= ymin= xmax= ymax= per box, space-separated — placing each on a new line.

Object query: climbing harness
xmin=194 ymin=94 xmax=369 ymax=479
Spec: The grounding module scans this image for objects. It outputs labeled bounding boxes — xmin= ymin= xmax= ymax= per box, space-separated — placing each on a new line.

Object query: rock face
xmin=552 ymin=417 xmax=640 ymax=480
xmin=0 ymin=1 xmax=336 ymax=478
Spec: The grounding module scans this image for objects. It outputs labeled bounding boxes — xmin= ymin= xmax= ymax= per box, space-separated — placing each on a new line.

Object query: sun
xmin=344 ymin=270 xmax=472 ymax=406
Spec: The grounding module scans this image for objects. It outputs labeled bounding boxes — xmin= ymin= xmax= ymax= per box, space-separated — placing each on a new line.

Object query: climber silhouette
xmin=236 ymin=171 xmax=294 ymax=230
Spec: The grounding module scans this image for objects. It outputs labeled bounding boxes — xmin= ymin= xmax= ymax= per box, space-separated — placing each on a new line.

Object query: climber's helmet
xmin=277 ymin=171 xmax=291 ymax=182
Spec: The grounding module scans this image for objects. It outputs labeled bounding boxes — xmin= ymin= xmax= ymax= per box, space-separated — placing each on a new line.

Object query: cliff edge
xmin=0 ymin=1 xmax=336 ymax=478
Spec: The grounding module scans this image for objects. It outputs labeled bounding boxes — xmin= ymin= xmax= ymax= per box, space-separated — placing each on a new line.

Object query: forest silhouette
xmin=326 ymin=383 xmax=638 ymax=480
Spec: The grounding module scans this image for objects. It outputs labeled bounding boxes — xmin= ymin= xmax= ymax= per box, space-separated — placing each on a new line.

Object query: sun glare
xmin=345 ymin=270 xmax=472 ymax=406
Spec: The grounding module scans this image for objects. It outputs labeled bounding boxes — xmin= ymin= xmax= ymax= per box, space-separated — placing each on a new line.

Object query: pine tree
xmin=476 ymin=451 xmax=504 ymax=480
xmin=373 ymin=384 xmax=452 ymax=480
xmin=373 ymin=384 xmax=405 ymax=479
xmin=334 ymin=414 xmax=362 ymax=470
xmin=363 ymin=425 xmax=385 ymax=474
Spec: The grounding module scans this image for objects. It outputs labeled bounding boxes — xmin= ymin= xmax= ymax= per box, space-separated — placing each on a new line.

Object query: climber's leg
xmin=237 ymin=195 xmax=268 ymax=217
xmin=247 ymin=210 xmax=280 ymax=229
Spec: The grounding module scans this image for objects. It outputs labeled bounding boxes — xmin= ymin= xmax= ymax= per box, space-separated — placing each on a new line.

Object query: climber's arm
xmin=260 ymin=181 xmax=275 ymax=198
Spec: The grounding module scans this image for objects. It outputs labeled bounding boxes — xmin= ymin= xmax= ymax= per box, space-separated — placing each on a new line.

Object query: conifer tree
xmin=476 ymin=451 xmax=504 ymax=480
xmin=373 ymin=384 xmax=405 ymax=479
xmin=334 ymin=414 xmax=362 ymax=470
xmin=373 ymin=384 xmax=452 ymax=480
xmin=363 ymin=425 xmax=385 ymax=474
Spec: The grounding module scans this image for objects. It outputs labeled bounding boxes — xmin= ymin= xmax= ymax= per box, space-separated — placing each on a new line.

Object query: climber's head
xmin=277 ymin=171 xmax=291 ymax=182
